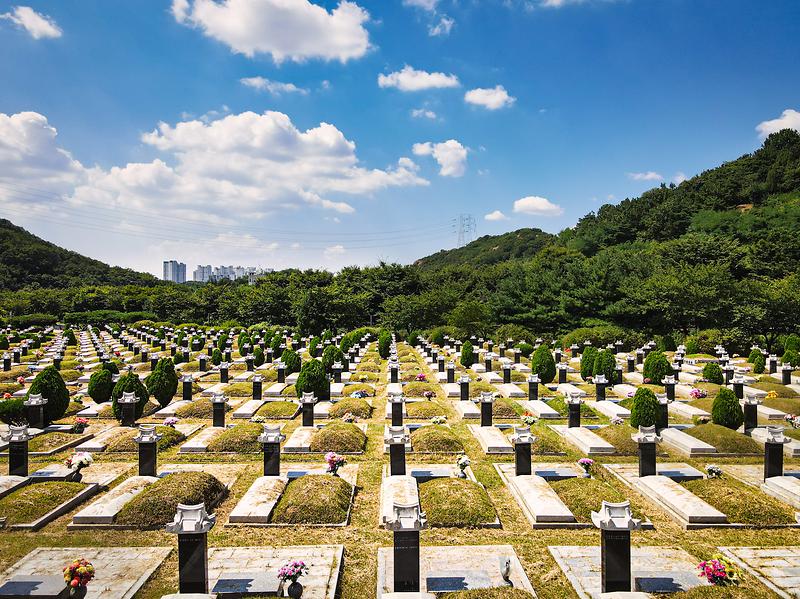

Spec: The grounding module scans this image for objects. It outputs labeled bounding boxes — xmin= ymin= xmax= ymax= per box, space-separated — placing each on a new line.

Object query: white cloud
xmin=0 ymin=110 xmax=427 ymax=226
xmin=627 ymin=171 xmax=663 ymax=181
xmin=171 ymin=0 xmax=370 ymax=63
xmin=378 ymin=65 xmax=459 ymax=92
xmin=756 ymin=109 xmax=800 ymax=139
xmin=412 ymin=140 xmax=467 ymax=177
xmin=411 ymin=108 xmax=437 ymax=120
xmin=672 ymin=171 xmax=688 ymax=185
xmin=324 ymin=244 xmax=346 ymax=259
xmin=429 ymin=16 xmax=454 ymax=36
xmin=513 ymin=195 xmax=563 ymax=216
xmin=484 ymin=210 xmax=508 ymax=221
xmin=1 ymin=6 xmax=62 ymax=39
xmin=464 ymin=85 xmax=516 ymax=110
xmin=240 ymin=77 xmax=308 ymax=95
xmin=402 ymin=0 xmax=439 ymax=11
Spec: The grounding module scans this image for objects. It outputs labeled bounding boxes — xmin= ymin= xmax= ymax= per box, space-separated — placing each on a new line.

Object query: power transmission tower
xmin=454 ymin=214 xmax=476 ymax=247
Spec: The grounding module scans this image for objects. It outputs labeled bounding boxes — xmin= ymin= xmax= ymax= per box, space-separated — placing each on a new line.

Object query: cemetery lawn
xmin=329 ymin=398 xmax=373 ymax=419
xmin=442 ymin=590 xmax=534 ymax=598
xmin=493 ymin=399 xmax=522 ymax=419
xmin=115 ymin=472 xmax=226 ymax=527
xmin=309 ymin=422 xmax=367 ymax=453
xmin=594 ymin=425 xmax=638 ymax=455
xmin=502 ymin=424 xmax=566 ymax=454
xmin=405 ymin=401 xmax=448 ymax=419
xmin=255 ymin=401 xmax=299 ymax=419
xmin=105 ymin=425 xmax=185 ymax=452
xmin=0 ymin=482 xmax=84 ymax=524
xmin=549 ymin=476 xmax=635 ymax=522
xmin=418 ymin=478 xmax=496 ymax=527
xmin=404 ymin=382 xmax=443 ymax=399
xmin=750 ymin=381 xmax=797 ymax=398
xmin=685 ymin=424 xmax=762 ymax=453
xmin=63 ymin=401 xmax=86 ymax=417
xmin=175 ymin=398 xmax=231 ymax=418
xmin=27 ymin=431 xmax=84 ymax=453
xmin=681 ymin=476 xmax=797 ymax=525
xmin=341 ymin=384 xmax=375 ymax=397
xmin=469 ymin=381 xmax=499 ymax=398
xmin=785 ymin=428 xmax=800 ymax=441
xmin=223 ymin=382 xmax=254 ymax=397
xmin=546 ymin=396 xmax=597 ymax=418
xmin=207 ymin=422 xmax=262 ymax=452
xmin=410 ymin=425 xmax=464 ymax=453
xmin=270 ymin=475 xmax=351 ymax=524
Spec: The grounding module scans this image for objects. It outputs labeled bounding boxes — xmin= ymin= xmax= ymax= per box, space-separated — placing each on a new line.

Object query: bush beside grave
xmin=418 ymin=478 xmax=496 ymax=526
xmin=111 ymin=371 xmax=150 ymax=420
xmin=88 ymin=368 xmax=113 ymax=404
xmin=270 ymin=475 xmax=352 ymax=524
xmin=702 ymin=363 xmax=724 ymax=385
xmin=321 ymin=344 xmax=344 ymax=373
xmin=295 ymin=359 xmax=329 ymax=401
xmin=593 ymin=349 xmax=617 ymax=382
xmin=642 ymin=350 xmax=670 ymax=384
xmin=529 ymin=345 xmax=556 ymax=383
xmin=460 ymin=341 xmax=475 ymax=368
xmin=145 ymin=358 xmax=178 ymax=408
xmin=281 ymin=349 xmax=301 ymax=374
xmin=782 ymin=349 xmax=800 ymax=367
xmin=629 ymin=387 xmax=661 ymax=429
xmin=711 ymin=387 xmax=744 ymax=430
xmin=0 ymin=397 xmax=25 ymax=424
xmin=115 ymin=471 xmax=226 ymax=527
xmin=752 ymin=353 xmax=766 ymax=374
xmin=580 ymin=346 xmax=598 ymax=381
xmin=26 ymin=366 xmax=70 ymax=425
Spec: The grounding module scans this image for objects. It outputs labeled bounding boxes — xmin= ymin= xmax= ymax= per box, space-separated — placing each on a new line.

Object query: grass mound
xmin=175 ymin=398 xmax=232 ymax=418
xmin=682 ymin=476 xmax=796 ymax=525
xmin=341 ymin=383 xmax=374 ymax=397
xmin=309 ymin=422 xmax=366 ymax=453
xmin=405 ymin=401 xmax=447 ymax=419
xmin=404 ymin=382 xmax=441 ymax=398
xmin=595 ymin=425 xmax=638 ymax=455
xmin=105 ymin=425 xmax=185 ymax=452
xmin=116 ymin=471 xmax=226 ymax=527
xmin=0 ymin=482 xmax=84 ymax=525
xmin=223 ymin=382 xmax=253 ymax=397
xmin=256 ymin=401 xmax=299 ymax=419
xmin=750 ymin=381 xmax=797 ymax=398
xmin=468 ymin=381 xmax=496 ymax=399
xmin=443 ymin=590 xmax=534 ymax=599
xmin=348 ymin=371 xmax=378 ymax=383
xmin=270 ymin=475 xmax=352 ymax=524
xmin=410 ymin=425 xmax=464 ymax=453
xmin=550 ymin=477 xmax=630 ymax=522
xmin=28 ymin=431 xmax=85 ymax=453
xmin=207 ymin=422 xmax=262 ymax=452
xmin=329 ymin=398 xmax=373 ymax=419
xmin=63 ymin=401 xmax=86 ymax=418
xmin=685 ymin=423 xmax=761 ymax=453
xmin=418 ymin=478 xmax=496 ymax=527
xmin=493 ymin=399 xmax=520 ymax=418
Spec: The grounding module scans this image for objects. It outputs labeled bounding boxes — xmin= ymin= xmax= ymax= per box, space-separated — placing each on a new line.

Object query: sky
xmin=1 ymin=0 xmax=799 ymax=278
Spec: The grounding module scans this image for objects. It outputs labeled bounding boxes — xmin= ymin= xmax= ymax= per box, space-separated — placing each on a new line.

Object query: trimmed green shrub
xmin=211 ymin=348 xmax=222 ymax=366
xmin=378 ymin=331 xmax=391 ymax=359
xmin=308 ymin=336 xmax=320 ymax=357
xmin=784 ymin=334 xmax=800 ymax=352
xmin=0 ymin=335 xmax=8 ymax=350
xmin=460 ymin=341 xmax=475 ymax=368
xmin=580 ymin=346 xmax=598 ymax=381
xmin=593 ymin=349 xmax=617 ymax=382
xmin=712 ymin=387 xmax=744 ymax=430
xmin=102 ymin=361 xmax=120 ymax=375
xmin=111 ymin=371 xmax=149 ymax=420
xmin=516 ymin=342 xmax=534 ymax=358
xmin=530 ymin=345 xmax=556 ymax=384
xmin=64 ymin=329 xmax=77 ymax=346
xmin=321 ymin=344 xmax=344 ymax=374
xmin=145 ymin=358 xmax=178 ymax=408
xmin=281 ymin=349 xmax=301 ymax=374
xmin=295 ymin=359 xmax=329 ymax=401
xmin=88 ymin=368 xmax=113 ymax=404
xmin=630 ymin=387 xmax=660 ymax=429
xmin=703 ymin=362 xmax=724 ymax=385
xmin=748 ymin=348 xmax=763 ymax=364
xmin=752 ymin=353 xmax=766 ymax=374
xmin=642 ymin=350 xmax=670 ymax=384
xmin=0 ymin=397 xmax=25 ymax=424
xmin=26 ymin=366 xmax=69 ymax=425
xmin=253 ymin=346 xmax=265 ymax=367
xmin=782 ymin=349 xmax=800 ymax=367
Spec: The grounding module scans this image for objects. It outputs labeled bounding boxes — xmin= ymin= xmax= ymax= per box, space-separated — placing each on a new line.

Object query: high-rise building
xmin=193 ymin=264 xmax=213 ymax=283
xmin=162 ymin=260 xmax=186 ymax=283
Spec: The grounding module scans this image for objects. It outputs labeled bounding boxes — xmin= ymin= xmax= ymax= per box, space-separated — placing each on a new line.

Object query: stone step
xmin=634 ymin=475 xmax=727 ymax=523
xmin=468 ymin=425 xmax=513 ymax=454
xmin=495 ymin=383 xmax=525 ymax=398
xmin=76 ymin=427 xmax=125 ymax=452
xmin=551 ymin=425 xmax=615 ymax=455
xmin=611 ymin=384 xmax=637 ymax=398
xmin=380 ymin=475 xmax=419 ymax=526
xmin=264 ymin=383 xmax=286 ymax=397
xmin=452 ymin=401 xmax=480 ymax=419
xmin=517 ymin=399 xmax=560 ymax=419
xmin=179 ymin=426 xmax=226 ymax=453
xmin=330 ymin=383 xmax=345 ymax=397
xmin=763 ymin=476 xmax=800 ymax=509
xmin=283 ymin=426 xmax=315 ymax=453
xmin=201 ymin=382 xmax=229 ymax=396
xmin=72 ymin=476 xmax=157 ymax=524
xmin=441 ymin=383 xmax=460 ymax=398
xmin=508 ymin=474 xmax=576 ymax=523
xmin=591 ymin=401 xmax=630 ymax=419
xmin=153 ymin=400 xmax=192 ymax=418
xmin=228 ymin=476 xmax=287 ymax=524
xmin=557 ymin=383 xmax=586 ymax=398
xmin=314 ymin=401 xmax=333 ymax=419
xmin=659 ymin=427 xmax=717 ymax=457
xmin=669 ymin=402 xmax=709 ymax=420
xmin=386 ymin=383 xmax=403 ymax=396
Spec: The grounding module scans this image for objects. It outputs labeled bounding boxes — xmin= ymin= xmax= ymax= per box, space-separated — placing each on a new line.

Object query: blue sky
xmin=1 ymin=0 xmax=799 ymax=276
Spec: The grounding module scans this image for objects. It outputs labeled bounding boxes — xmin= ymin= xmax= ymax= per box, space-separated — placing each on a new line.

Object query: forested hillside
xmin=0 ymin=219 xmax=158 ymax=291
xmin=2 ymin=130 xmax=800 ymax=352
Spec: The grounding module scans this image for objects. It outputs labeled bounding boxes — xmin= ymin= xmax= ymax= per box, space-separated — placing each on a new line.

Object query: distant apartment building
xmin=193 ymin=264 xmax=274 ymax=284
xmin=162 ymin=260 xmax=186 ymax=283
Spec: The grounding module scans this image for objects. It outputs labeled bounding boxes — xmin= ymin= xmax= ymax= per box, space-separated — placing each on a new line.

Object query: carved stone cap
xmin=743 ymin=393 xmax=762 ymax=405
xmin=275 ymin=361 xmax=286 ymax=369
xmin=258 ymin=423 xmax=285 ymax=444
xmin=2 ymin=424 xmax=31 ymax=443
xmin=134 ymin=424 xmax=162 ymax=444
xmin=300 ymin=392 xmax=317 ymax=404
xmin=591 ymin=500 xmax=642 ymax=531
xmin=662 ymin=375 xmax=676 ymax=384
xmin=23 ymin=393 xmax=47 ymax=407
xmin=387 ymin=393 xmax=406 ymax=403
xmin=211 ymin=392 xmax=228 ymax=404
xmin=764 ymin=425 xmax=790 ymax=445
xmin=510 ymin=426 xmax=536 ymax=445
xmin=447 ymin=361 xmax=455 ymax=369
xmin=732 ymin=374 xmax=746 ymax=383
xmin=118 ymin=391 xmax=138 ymax=404
xmin=252 ymin=374 xmax=263 ymax=383
xmin=165 ymin=502 xmax=216 ymax=535
xmin=384 ymin=425 xmax=410 ymax=445
xmin=527 ymin=374 xmax=541 ymax=383
xmin=459 ymin=375 xmax=471 ymax=384
xmin=197 ymin=354 xmax=209 ymax=361
xmin=181 ymin=373 xmax=194 ymax=383
xmin=566 ymin=393 xmax=583 ymax=405
xmin=556 ymin=363 xmax=569 ymax=370
xmin=781 ymin=363 xmax=795 ymax=370
xmin=384 ymin=501 xmax=427 ymax=531
xmin=632 ymin=425 xmax=661 ymax=444
xmin=655 ymin=393 xmax=670 ymax=405
xmin=478 ymin=391 xmax=495 ymax=403
xmin=594 ymin=374 xmax=608 ymax=384
xmin=218 ymin=362 xmax=230 ymax=369
xmin=332 ymin=362 xmax=343 ymax=370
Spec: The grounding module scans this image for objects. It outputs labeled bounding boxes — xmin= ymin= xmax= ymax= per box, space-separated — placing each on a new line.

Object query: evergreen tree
xmin=711 ymin=387 xmax=744 ymax=430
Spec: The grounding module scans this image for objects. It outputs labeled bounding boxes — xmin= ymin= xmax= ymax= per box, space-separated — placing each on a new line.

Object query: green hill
xmin=0 ymin=219 xmax=158 ymax=291
xmin=414 ymin=227 xmax=553 ymax=269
